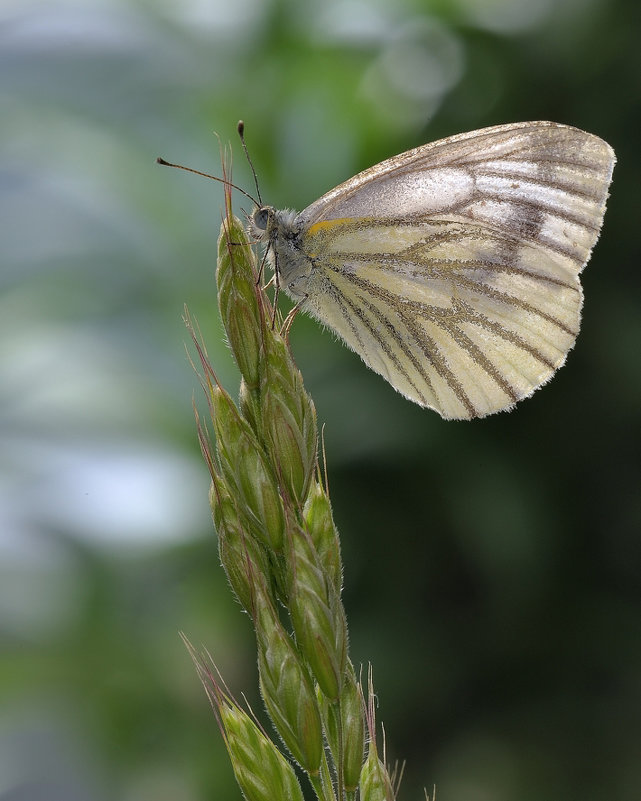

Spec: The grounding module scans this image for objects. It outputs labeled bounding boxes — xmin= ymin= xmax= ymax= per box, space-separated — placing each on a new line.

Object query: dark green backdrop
xmin=2 ymin=0 xmax=639 ymax=799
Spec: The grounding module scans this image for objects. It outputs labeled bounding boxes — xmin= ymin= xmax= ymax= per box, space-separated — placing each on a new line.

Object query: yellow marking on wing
xmin=307 ymin=218 xmax=356 ymax=236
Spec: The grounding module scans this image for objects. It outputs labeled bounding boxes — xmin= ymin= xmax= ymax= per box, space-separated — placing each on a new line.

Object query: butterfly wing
xmin=295 ymin=122 xmax=615 ymax=419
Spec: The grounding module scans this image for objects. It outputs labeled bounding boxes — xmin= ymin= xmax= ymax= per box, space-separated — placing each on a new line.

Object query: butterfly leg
xmin=281 ymin=295 xmax=307 ymax=340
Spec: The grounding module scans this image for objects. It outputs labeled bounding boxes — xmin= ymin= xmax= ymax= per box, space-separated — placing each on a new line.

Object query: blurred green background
xmin=1 ymin=0 xmax=639 ymax=799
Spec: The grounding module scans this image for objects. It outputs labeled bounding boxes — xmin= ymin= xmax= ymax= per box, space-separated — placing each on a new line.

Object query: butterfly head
xmin=249 ymin=205 xmax=300 ymax=247
xmin=249 ymin=205 xmax=276 ymax=242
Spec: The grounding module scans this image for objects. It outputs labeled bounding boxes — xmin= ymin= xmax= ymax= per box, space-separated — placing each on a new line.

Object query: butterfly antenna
xmin=156 ymin=157 xmax=259 ymax=207
xmin=237 ymin=120 xmax=262 ymax=206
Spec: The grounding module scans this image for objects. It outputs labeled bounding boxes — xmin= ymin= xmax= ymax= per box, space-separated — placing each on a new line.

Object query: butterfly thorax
xmin=249 ymin=206 xmax=312 ymax=300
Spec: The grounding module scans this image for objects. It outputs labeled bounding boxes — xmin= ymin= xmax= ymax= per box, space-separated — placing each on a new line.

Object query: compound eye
xmin=253 ymin=207 xmax=269 ymax=230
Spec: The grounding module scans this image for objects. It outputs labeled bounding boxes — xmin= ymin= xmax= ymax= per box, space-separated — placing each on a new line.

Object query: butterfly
xmin=249 ymin=122 xmax=615 ymax=420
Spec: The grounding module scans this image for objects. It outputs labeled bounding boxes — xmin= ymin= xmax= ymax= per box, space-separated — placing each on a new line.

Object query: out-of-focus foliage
xmin=1 ymin=0 xmax=639 ymax=799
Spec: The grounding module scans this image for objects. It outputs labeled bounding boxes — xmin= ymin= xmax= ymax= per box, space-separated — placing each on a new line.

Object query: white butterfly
xmin=250 ymin=122 xmax=615 ymax=420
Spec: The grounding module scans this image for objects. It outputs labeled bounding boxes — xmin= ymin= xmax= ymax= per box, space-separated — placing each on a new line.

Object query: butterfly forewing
xmin=295 ymin=122 xmax=614 ymax=419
